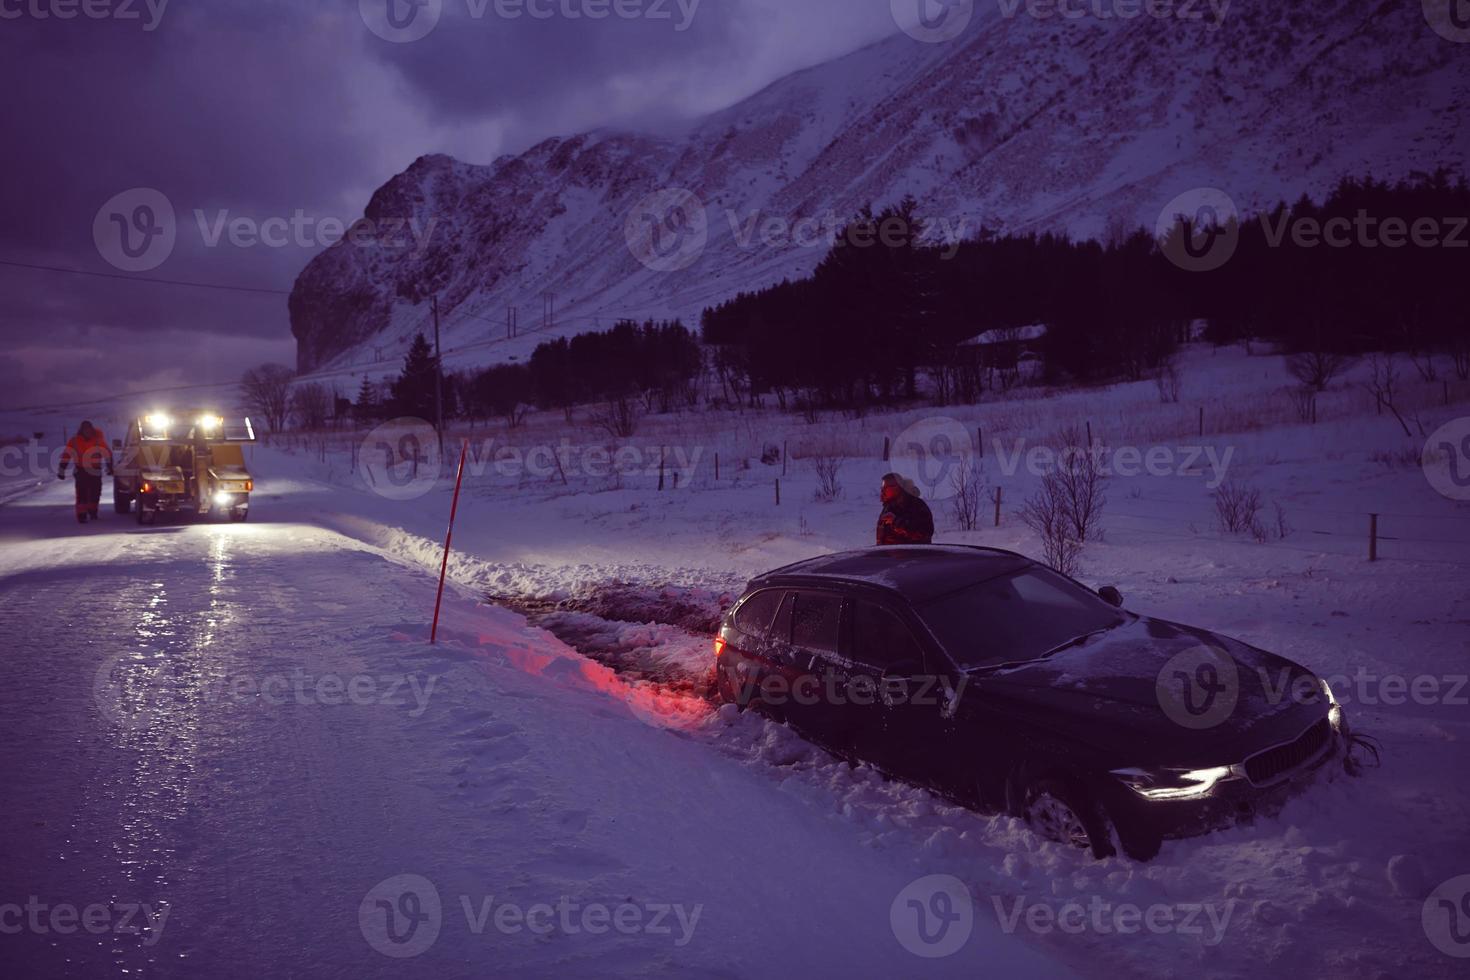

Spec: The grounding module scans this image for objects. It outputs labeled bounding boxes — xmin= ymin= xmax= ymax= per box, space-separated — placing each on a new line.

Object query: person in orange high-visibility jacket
xmin=58 ymin=420 xmax=113 ymax=523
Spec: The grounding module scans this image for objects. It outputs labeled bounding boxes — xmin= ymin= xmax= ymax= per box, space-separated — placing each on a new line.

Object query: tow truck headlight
xmin=144 ymin=413 xmax=171 ymax=432
xmin=1112 ymin=766 xmax=1233 ymax=801
xmin=214 ymin=491 xmax=232 ymax=506
xmin=198 ymin=415 xmax=223 ymax=432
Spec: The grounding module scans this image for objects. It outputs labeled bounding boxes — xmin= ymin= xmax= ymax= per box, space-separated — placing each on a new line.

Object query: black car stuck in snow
xmin=714 ymin=546 xmax=1348 ymax=860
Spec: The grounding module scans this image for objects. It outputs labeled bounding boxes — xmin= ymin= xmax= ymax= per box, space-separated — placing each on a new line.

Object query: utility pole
xmin=432 ymin=294 xmax=444 ymax=455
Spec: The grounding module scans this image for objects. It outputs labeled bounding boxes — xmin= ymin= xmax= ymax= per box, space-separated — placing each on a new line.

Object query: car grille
xmin=1243 ymin=719 xmax=1332 ymax=785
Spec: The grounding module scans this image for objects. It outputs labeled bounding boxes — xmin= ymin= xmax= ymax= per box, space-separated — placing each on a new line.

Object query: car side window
xmin=733 ymin=590 xmax=783 ymax=638
xmin=851 ymin=601 xmax=926 ymax=674
xmin=791 ymin=591 xmax=842 ymax=655
xmin=769 ymin=592 xmax=796 ymax=645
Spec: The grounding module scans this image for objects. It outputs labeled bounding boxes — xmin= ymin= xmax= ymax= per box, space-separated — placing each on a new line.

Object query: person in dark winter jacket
xmin=58 ymin=420 xmax=113 ymax=523
xmin=876 ymin=473 xmax=934 ymax=546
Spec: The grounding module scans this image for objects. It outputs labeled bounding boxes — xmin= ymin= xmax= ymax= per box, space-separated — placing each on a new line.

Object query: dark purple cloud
xmin=0 ymin=0 xmax=898 ymax=410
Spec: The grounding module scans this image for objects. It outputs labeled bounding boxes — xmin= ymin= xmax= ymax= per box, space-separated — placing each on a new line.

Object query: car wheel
xmin=230 ymin=507 xmax=249 ymax=523
xmin=114 ymin=492 xmax=132 ymax=515
xmin=714 ymin=660 xmax=744 ymax=709
xmin=1023 ymin=778 xmax=1117 ymax=859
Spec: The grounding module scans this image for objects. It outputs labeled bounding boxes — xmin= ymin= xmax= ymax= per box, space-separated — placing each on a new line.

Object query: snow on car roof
xmin=753 ymin=546 xmax=1033 ymax=602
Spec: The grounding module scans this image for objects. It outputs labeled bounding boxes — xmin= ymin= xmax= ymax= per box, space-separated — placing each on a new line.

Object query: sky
xmin=0 ymin=0 xmax=908 ymax=412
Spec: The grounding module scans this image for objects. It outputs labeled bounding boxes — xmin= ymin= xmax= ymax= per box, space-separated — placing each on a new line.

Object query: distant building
xmin=959 ymin=323 xmax=1049 ymax=351
xmin=959 ymin=323 xmax=1048 ymax=381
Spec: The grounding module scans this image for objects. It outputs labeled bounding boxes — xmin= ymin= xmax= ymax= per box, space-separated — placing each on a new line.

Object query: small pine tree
xmin=353 ymin=376 xmax=379 ymax=422
xmin=390 ymin=334 xmax=438 ymax=421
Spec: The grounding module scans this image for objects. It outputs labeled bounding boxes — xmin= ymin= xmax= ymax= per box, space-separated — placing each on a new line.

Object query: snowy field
xmin=2 ymin=344 xmax=1468 ymax=978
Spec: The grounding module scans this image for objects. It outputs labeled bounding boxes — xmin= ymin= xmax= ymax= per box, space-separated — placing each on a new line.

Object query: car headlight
xmin=1320 ymin=677 xmax=1344 ymax=729
xmin=1112 ymin=765 xmax=1233 ymax=801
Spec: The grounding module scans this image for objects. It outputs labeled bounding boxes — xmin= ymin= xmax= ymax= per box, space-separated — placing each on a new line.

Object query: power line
xmin=0 ymin=259 xmax=292 ymax=296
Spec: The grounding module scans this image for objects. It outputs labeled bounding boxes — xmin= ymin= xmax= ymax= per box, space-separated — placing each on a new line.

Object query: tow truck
xmin=113 ymin=411 xmax=256 ymax=524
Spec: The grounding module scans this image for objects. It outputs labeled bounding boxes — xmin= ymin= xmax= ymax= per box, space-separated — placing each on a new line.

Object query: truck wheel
xmin=230 ymin=507 xmax=249 ymax=523
xmin=114 ymin=492 xmax=132 ymax=515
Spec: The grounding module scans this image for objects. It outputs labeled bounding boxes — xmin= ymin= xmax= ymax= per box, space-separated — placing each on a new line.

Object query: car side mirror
xmin=1098 ymin=586 xmax=1124 ymax=608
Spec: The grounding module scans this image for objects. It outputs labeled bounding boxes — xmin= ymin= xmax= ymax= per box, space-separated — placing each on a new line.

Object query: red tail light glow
xmin=713 ymin=635 xmax=726 ymax=658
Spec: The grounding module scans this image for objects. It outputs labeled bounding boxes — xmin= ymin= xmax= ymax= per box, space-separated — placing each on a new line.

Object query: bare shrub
xmin=1051 ymin=426 xmax=1107 ymax=544
xmin=1451 ymin=335 xmax=1470 ymax=382
xmin=289 ymin=382 xmax=331 ymax=430
xmin=1287 ymin=350 xmax=1354 ymax=392
xmin=1213 ymin=481 xmax=1264 ymax=536
xmin=1018 ymin=426 xmax=1106 ymax=575
xmin=241 ymin=363 xmax=293 ymax=433
xmin=1273 ymin=502 xmax=1292 ymax=540
xmin=1020 ymin=476 xmax=1084 ymax=576
xmin=1287 ymin=385 xmax=1316 ymax=423
xmin=949 ymin=459 xmax=984 ymax=531
xmin=1155 ymin=357 xmax=1183 ymax=404
xmin=1370 ymin=447 xmax=1427 ymax=470
xmin=811 ymin=455 xmax=843 ymax=502
xmin=1365 ymin=354 xmax=1413 ymax=438
xmin=592 ymin=395 xmax=641 ymax=438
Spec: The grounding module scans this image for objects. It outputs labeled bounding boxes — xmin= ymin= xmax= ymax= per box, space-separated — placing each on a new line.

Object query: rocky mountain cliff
xmin=290 ymin=0 xmax=1470 ymax=374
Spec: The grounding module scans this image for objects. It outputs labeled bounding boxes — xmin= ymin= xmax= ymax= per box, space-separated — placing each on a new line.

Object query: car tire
xmin=114 ymin=491 xmax=132 ymax=515
xmin=1022 ymin=777 xmax=1118 ymax=859
xmin=714 ymin=660 xmax=742 ymax=708
xmin=230 ymin=508 xmax=249 ymax=523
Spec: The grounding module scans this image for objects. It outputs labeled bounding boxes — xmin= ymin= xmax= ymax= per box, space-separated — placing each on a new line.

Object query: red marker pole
xmin=431 ymin=438 xmax=470 ymax=644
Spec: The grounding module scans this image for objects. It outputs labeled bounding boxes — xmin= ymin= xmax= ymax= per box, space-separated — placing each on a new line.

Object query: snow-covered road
xmin=0 ymin=480 xmax=1070 ymax=979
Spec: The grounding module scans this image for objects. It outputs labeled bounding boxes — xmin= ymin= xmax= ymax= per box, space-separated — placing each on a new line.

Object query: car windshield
xmin=916 ymin=566 xmax=1126 ymax=669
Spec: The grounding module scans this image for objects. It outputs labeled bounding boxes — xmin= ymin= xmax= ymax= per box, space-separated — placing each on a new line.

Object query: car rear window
xmin=733 ymin=590 xmax=783 ymax=636
xmin=791 ymin=592 xmax=841 ymax=654
xmin=917 ymin=567 xmax=1124 ymax=668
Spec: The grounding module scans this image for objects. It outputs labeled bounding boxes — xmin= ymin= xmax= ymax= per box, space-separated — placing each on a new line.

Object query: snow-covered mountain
xmin=289 ymin=0 xmax=1470 ymax=374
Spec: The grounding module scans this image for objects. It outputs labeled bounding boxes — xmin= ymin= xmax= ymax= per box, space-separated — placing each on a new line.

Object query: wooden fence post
xmin=775 ymin=479 xmax=781 ymax=506
xmin=993 ymin=486 xmax=1002 ymax=528
xmin=1368 ymin=513 xmax=1378 ymax=562
xmin=883 ymin=437 xmax=891 ymax=462
xmin=715 ymin=452 xmax=720 ymax=481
